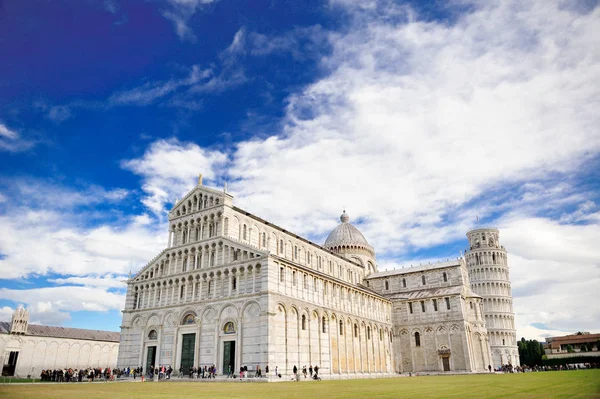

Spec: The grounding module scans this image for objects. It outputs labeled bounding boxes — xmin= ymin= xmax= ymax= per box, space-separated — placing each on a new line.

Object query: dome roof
xmin=324 ymin=211 xmax=371 ymax=250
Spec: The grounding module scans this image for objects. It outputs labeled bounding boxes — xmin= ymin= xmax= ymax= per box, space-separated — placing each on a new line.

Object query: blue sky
xmin=0 ymin=0 xmax=599 ymax=341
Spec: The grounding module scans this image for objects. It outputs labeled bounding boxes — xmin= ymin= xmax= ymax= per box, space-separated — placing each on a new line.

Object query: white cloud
xmin=47 ymin=105 xmax=72 ymax=123
xmin=119 ymin=0 xmax=600 ymax=340
xmin=0 ymin=306 xmax=14 ymax=323
xmin=109 ymin=65 xmax=211 ymax=106
xmin=0 ymin=287 xmax=125 ymax=326
xmin=49 ymin=274 xmax=128 ymax=290
xmin=0 ymin=123 xmax=35 ymax=153
xmin=121 ymin=138 xmax=227 ymax=216
xmin=161 ymin=0 xmax=219 ymax=41
xmin=0 ymin=178 xmax=162 ymax=279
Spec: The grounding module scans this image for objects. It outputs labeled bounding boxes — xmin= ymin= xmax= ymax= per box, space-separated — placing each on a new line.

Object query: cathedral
xmin=117 ymin=176 xmax=519 ymax=378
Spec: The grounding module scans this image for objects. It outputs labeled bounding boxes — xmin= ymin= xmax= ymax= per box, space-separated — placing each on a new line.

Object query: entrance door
xmin=442 ymin=356 xmax=450 ymax=371
xmin=146 ymin=346 xmax=156 ymax=373
xmin=2 ymin=351 xmax=19 ymax=376
xmin=222 ymin=341 xmax=235 ymax=375
xmin=180 ymin=333 xmax=196 ymax=373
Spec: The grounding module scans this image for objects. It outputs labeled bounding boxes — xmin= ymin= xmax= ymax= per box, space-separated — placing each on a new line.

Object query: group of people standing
xmin=292 ymin=365 xmax=320 ymax=381
xmin=178 ymin=364 xmax=217 ymax=379
xmin=40 ymin=367 xmax=116 ymax=382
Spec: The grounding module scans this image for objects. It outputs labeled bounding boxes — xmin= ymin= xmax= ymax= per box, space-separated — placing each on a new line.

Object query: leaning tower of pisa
xmin=465 ymin=228 xmax=520 ymax=368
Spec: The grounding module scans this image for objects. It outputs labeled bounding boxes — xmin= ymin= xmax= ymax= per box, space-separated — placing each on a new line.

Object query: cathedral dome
xmin=324 ymin=211 xmax=372 ymax=252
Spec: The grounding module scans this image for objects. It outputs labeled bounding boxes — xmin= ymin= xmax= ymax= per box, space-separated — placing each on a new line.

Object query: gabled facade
xmin=118 ymin=177 xmax=393 ymax=378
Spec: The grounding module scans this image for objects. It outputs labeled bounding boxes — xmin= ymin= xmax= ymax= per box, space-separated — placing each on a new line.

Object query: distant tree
xmin=518 ymin=338 xmax=544 ymax=366
xmin=566 ymin=345 xmax=574 ymax=353
xmin=596 ymin=340 xmax=600 ymax=351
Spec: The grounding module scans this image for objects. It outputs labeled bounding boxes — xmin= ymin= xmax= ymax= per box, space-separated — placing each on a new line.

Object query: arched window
xmin=243 ymin=225 xmax=247 ymax=240
xmin=385 ymin=280 xmax=389 ymax=290
xmin=339 ymin=320 xmax=344 ymax=335
xmin=367 ymin=327 xmax=371 ymax=340
xmin=232 ymin=276 xmax=237 ymax=290
xmin=502 ymin=339 xmax=505 ymax=345
xmin=322 ymin=317 xmax=326 ymax=333
xmin=443 ymin=272 xmax=447 ymax=282
xmin=354 ymin=324 xmax=358 ymax=338
xmin=402 ymin=278 xmax=406 ymax=288
xmin=422 ymin=275 xmax=426 ymax=285
xmin=148 ymin=330 xmax=158 ymax=340
xmin=415 ymin=332 xmax=421 ymax=347
xmin=302 ymin=315 xmax=307 ymax=330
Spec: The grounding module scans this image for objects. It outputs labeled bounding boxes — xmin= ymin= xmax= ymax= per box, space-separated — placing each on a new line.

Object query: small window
xmin=443 ymin=272 xmax=447 ymax=282
xmin=322 ymin=317 xmax=327 ymax=333
xmin=339 ymin=320 xmax=344 ymax=335
xmin=293 ymin=270 xmax=297 ymax=286
xmin=402 ymin=278 xmax=406 ymax=288
xmin=302 ymin=315 xmax=307 ymax=330
xmin=232 ymin=276 xmax=237 ymax=290
xmin=148 ymin=330 xmax=158 ymax=340
xmin=433 ymin=299 xmax=438 ymax=311
xmin=280 ymin=267 xmax=285 ymax=283
xmin=208 ymin=281 xmax=212 ymax=295
xmin=367 ymin=327 xmax=371 ymax=340
xmin=415 ymin=332 xmax=421 ymax=347
xmin=303 ymin=274 xmax=307 ymax=289
xmin=354 ymin=324 xmax=358 ymax=338
xmin=243 ymin=225 xmax=247 ymax=240
xmin=385 ymin=280 xmax=389 ymax=290
xmin=180 ymin=285 xmax=185 ymax=298
xmin=409 ymin=302 xmax=413 ymax=314
xmin=421 ymin=301 xmax=425 ymax=312
xmin=446 ymin=297 xmax=451 ymax=310
xmin=470 ymin=302 xmax=473 ymax=309
xmin=422 ymin=275 xmax=426 ymax=285
xmin=502 ymin=339 xmax=505 ymax=345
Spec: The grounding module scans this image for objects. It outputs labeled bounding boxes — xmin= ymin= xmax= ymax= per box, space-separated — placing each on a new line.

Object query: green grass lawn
xmin=1 ymin=370 xmax=599 ymax=399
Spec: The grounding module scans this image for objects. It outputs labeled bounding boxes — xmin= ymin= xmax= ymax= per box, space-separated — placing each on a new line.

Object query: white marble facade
xmin=1 ymin=307 xmax=120 ymax=377
xmin=117 ymin=177 xmax=518 ymax=377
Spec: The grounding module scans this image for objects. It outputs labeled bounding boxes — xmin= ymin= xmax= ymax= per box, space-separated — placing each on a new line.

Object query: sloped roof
xmin=385 ymin=285 xmax=474 ymax=300
xmin=0 ymin=321 xmax=120 ymax=342
xmin=367 ymin=259 xmax=462 ymax=279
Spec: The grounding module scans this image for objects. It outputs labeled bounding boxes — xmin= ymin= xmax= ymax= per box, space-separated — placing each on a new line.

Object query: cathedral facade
xmin=117 ymin=177 xmax=518 ymax=378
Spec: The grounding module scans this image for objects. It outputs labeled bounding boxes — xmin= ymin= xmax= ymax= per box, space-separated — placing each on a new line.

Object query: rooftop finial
xmin=340 ymin=210 xmax=349 ymax=223
xmin=224 ymin=181 xmax=228 ymax=193
xmin=198 ymin=173 xmax=203 ymax=186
